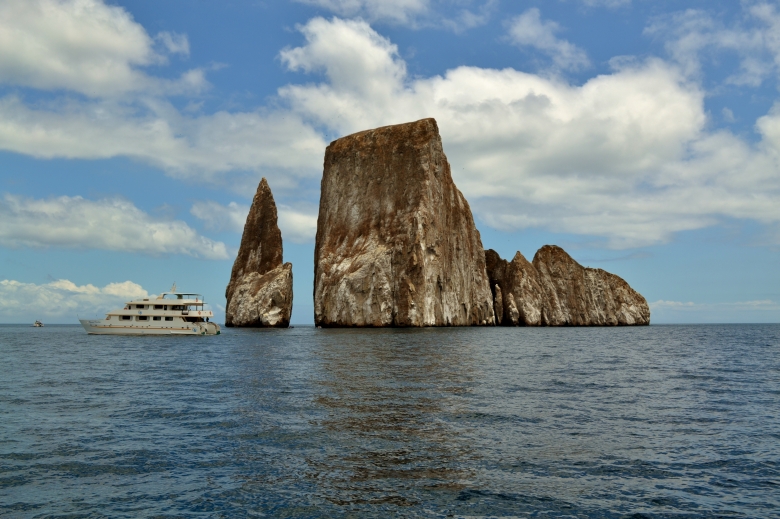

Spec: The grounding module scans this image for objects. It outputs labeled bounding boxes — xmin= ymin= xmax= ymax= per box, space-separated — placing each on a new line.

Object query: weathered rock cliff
xmin=485 ymin=246 xmax=649 ymax=326
xmin=533 ymin=245 xmax=649 ymax=326
xmin=485 ymin=249 xmax=544 ymax=326
xmin=314 ymin=118 xmax=494 ymax=327
xmin=225 ymin=178 xmax=292 ymax=327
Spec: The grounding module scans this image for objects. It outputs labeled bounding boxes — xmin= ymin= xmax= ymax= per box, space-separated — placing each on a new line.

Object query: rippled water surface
xmin=1 ymin=324 xmax=778 ymax=518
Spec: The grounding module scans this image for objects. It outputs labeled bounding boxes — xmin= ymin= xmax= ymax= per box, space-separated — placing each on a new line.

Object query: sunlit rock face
xmin=485 ymin=246 xmax=650 ymax=326
xmin=532 ymin=245 xmax=650 ymax=326
xmin=314 ymin=118 xmax=494 ymax=327
xmin=225 ymin=178 xmax=292 ymax=328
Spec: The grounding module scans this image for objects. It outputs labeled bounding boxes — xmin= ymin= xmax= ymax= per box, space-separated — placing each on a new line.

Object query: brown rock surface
xmin=532 ymin=245 xmax=650 ymax=326
xmin=485 ymin=249 xmax=544 ymax=326
xmin=225 ymin=178 xmax=292 ymax=327
xmin=313 ymin=118 xmax=494 ymax=327
xmin=485 ymin=246 xmax=649 ymax=326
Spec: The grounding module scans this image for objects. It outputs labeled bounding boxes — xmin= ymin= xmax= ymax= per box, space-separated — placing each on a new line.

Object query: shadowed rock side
xmin=485 ymin=249 xmax=544 ymax=326
xmin=485 ymin=246 xmax=650 ymax=326
xmin=314 ymin=118 xmax=494 ymax=327
xmin=225 ymin=178 xmax=292 ymax=327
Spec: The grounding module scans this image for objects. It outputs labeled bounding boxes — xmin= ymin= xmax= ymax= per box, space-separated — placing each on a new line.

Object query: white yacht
xmin=79 ymin=285 xmax=221 ymax=336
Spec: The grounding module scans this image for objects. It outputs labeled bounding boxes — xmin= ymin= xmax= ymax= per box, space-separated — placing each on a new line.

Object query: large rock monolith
xmin=225 ymin=178 xmax=292 ymax=327
xmin=314 ymin=118 xmax=494 ymax=327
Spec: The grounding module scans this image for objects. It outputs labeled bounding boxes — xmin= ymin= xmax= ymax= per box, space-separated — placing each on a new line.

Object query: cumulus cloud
xmin=278 ymin=205 xmax=319 ymax=243
xmin=276 ymin=16 xmax=780 ymax=248
xmin=0 ymin=0 xmax=203 ymax=97
xmin=0 ymin=278 xmax=150 ymax=321
xmin=191 ymin=200 xmax=318 ymax=243
xmin=506 ymin=9 xmax=590 ymax=71
xmin=580 ymin=0 xmax=630 ymax=7
xmin=0 ymin=0 xmax=330 ymax=188
xmin=0 ymin=194 xmax=229 ymax=259
xmin=191 ymin=200 xmax=248 ymax=233
xmin=294 ymin=0 xmax=495 ymax=30
xmin=294 ymin=0 xmax=429 ymax=24
xmin=645 ymin=3 xmax=780 ymax=86
xmin=0 ymin=97 xmax=327 ymax=185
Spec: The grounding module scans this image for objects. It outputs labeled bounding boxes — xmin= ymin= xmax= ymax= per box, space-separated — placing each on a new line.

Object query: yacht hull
xmin=79 ymin=319 xmax=220 ymax=336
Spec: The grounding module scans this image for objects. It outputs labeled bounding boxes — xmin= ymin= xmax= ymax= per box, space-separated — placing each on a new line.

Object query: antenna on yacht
xmin=170 ymin=282 xmax=176 ymax=293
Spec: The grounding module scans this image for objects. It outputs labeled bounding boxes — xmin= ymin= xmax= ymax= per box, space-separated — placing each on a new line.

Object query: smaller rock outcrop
xmin=225 ymin=178 xmax=292 ymax=327
xmin=485 ymin=246 xmax=649 ymax=326
xmin=485 ymin=249 xmax=544 ymax=326
xmin=533 ymin=245 xmax=649 ymax=326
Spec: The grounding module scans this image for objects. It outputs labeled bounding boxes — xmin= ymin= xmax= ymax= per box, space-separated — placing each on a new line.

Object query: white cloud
xmin=276 ymin=17 xmax=780 ymax=249
xmin=294 ymin=0 xmax=429 ymax=24
xmin=0 ymin=194 xmax=229 ymax=259
xmin=645 ymin=3 xmax=780 ymax=86
xmin=0 ymin=0 xmax=202 ymax=97
xmin=278 ymin=205 xmax=319 ymax=243
xmin=0 ymin=278 xmax=150 ymax=321
xmin=580 ymin=0 xmax=630 ymax=7
xmin=506 ymin=9 xmax=590 ymax=71
xmin=156 ymin=31 xmax=190 ymax=56
xmin=650 ymin=299 xmax=780 ymax=323
xmin=190 ymin=200 xmax=318 ymax=243
xmin=0 ymin=97 xmax=327 ymax=185
xmin=294 ymin=0 xmax=496 ymax=30
xmin=191 ymin=200 xmax=248 ymax=233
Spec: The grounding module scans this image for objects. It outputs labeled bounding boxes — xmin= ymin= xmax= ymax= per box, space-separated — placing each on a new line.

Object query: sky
xmin=1 ymin=0 xmax=780 ymax=324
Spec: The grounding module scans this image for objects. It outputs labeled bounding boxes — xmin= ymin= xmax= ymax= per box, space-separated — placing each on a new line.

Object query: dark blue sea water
xmin=1 ymin=324 xmax=778 ymax=518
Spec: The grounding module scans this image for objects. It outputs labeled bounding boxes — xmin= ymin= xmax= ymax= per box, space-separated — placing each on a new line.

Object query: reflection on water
xmin=310 ymin=329 xmax=479 ymax=506
xmin=1 ymin=324 xmax=779 ymax=517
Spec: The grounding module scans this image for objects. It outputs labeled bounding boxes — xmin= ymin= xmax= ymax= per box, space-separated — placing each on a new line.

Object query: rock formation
xmin=314 ymin=118 xmax=494 ymax=327
xmin=225 ymin=178 xmax=293 ymax=327
xmin=485 ymin=246 xmax=650 ymax=326
xmin=485 ymin=249 xmax=544 ymax=326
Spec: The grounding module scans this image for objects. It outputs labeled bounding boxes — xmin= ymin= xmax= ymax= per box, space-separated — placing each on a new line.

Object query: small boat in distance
xmin=79 ymin=284 xmax=221 ymax=336
xmin=33 ymin=320 xmax=43 ymax=327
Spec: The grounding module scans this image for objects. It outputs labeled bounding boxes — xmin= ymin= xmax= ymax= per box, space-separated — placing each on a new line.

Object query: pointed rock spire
xmin=225 ymin=178 xmax=293 ymax=327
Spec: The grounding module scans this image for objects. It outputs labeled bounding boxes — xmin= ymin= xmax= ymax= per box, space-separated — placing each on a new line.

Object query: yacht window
xmin=165 ymin=316 xmax=173 ymax=321
xmin=153 ymin=316 xmax=161 ymax=321
xmin=135 ymin=304 xmax=145 ymax=309
xmin=154 ymin=305 xmax=163 ymax=310
xmin=121 ymin=315 xmax=131 ymax=321
xmin=137 ymin=315 xmax=148 ymax=321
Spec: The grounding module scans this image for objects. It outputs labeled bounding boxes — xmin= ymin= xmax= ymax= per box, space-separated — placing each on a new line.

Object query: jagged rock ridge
xmin=225 ymin=178 xmax=293 ymax=327
xmin=314 ymin=118 xmax=494 ymax=327
xmin=486 ymin=245 xmax=649 ymax=326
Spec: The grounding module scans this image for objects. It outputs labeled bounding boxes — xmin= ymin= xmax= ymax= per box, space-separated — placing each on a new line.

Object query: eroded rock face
xmin=314 ymin=118 xmax=494 ymax=327
xmin=485 ymin=249 xmax=544 ymax=326
xmin=532 ymin=245 xmax=649 ymax=326
xmin=485 ymin=246 xmax=649 ymax=326
xmin=225 ymin=178 xmax=292 ymax=327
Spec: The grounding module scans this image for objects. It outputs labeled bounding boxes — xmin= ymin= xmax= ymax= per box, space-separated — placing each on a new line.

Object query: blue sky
xmin=1 ymin=0 xmax=779 ymax=324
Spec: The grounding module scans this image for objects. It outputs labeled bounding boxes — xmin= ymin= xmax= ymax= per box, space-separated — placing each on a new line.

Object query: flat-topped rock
xmin=225 ymin=178 xmax=292 ymax=327
xmin=314 ymin=118 xmax=494 ymax=327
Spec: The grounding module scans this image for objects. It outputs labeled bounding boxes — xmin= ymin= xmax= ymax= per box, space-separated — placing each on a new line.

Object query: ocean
xmin=0 ymin=324 xmax=778 ymax=518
